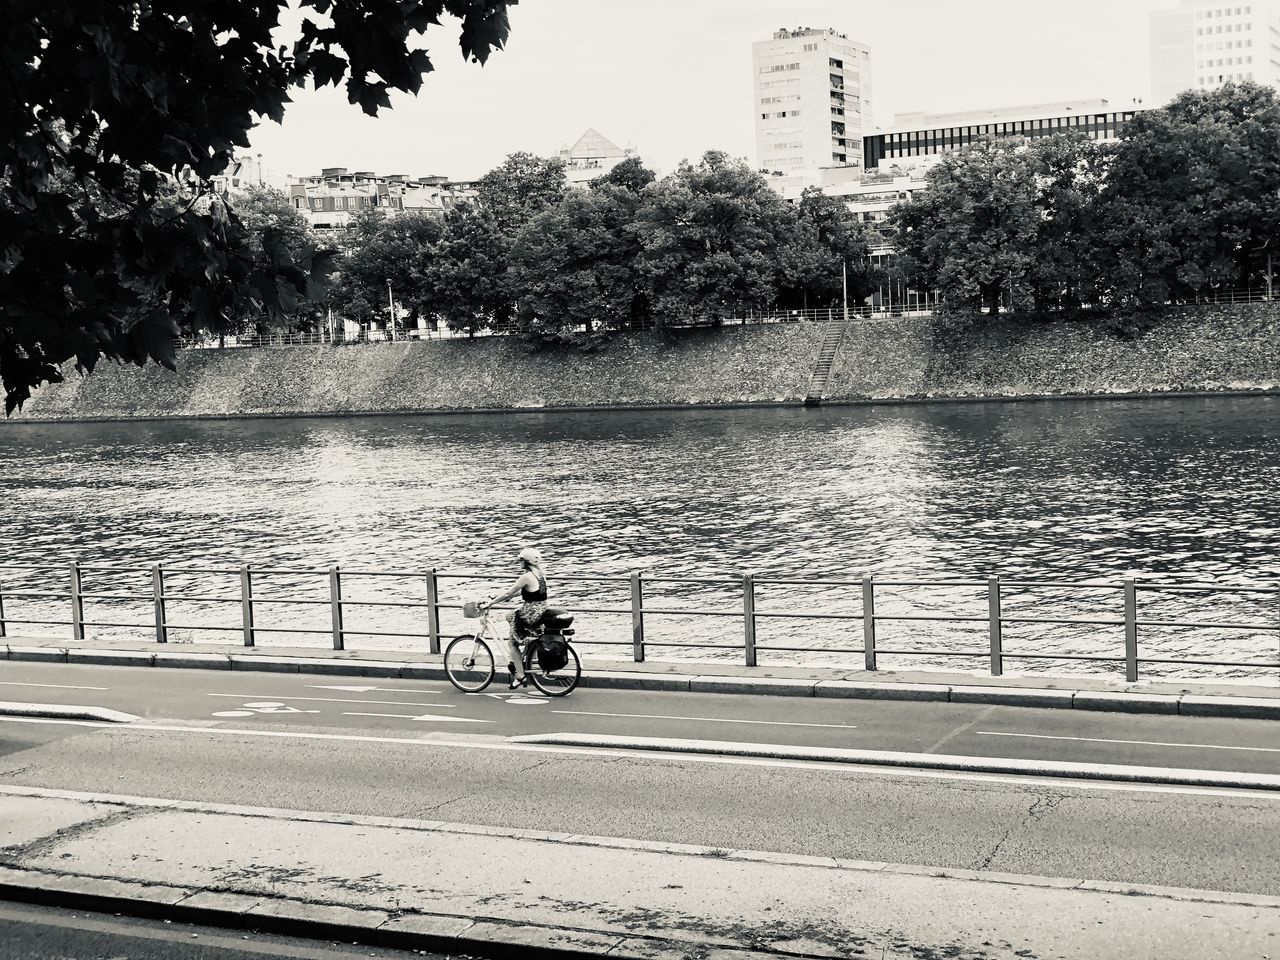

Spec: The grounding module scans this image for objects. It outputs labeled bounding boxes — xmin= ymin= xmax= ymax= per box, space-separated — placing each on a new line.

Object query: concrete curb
xmin=513 ymin=733 xmax=1280 ymax=792
xmin=7 ymin=642 xmax=1280 ymax=719
xmin=0 ymin=701 xmax=138 ymax=724
xmin=0 ymin=865 xmax=814 ymax=960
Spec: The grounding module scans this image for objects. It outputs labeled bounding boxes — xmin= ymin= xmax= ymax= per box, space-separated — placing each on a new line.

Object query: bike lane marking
xmin=211 ymin=701 xmax=321 ymax=719
xmin=553 ymin=709 xmax=856 ymax=730
xmin=0 ymin=681 xmax=108 ymax=691
xmin=977 ymin=731 xmax=1280 ymax=754
xmin=207 ymin=693 xmax=456 ymax=708
xmin=342 ymin=711 xmax=492 ymax=724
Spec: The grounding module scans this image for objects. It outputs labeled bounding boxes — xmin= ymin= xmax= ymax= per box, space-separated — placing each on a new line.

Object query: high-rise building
xmin=751 ymin=26 xmax=872 ymax=177
xmin=1150 ymin=1 xmax=1280 ymax=105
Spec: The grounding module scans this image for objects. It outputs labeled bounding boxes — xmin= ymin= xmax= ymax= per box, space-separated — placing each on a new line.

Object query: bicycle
xmin=443 ymin=601 xmax=581 ymax=697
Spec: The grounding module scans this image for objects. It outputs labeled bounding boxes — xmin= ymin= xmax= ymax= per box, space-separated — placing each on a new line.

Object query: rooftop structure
xmin=287 ymin=169 xmax=478 ymax=231
xmin=558 ymin=129 xmax=638 ymax=186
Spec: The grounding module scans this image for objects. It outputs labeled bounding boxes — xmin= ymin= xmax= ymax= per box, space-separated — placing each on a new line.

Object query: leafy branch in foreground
xmin=0 ymin=0 xmax=515 ymax=413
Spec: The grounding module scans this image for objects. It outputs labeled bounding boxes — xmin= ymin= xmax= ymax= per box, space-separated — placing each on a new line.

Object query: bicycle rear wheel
xmin=529 ymin=643 xmax=581 ymax=697
xmin=444 ymin=634 xmax=496 ymax=693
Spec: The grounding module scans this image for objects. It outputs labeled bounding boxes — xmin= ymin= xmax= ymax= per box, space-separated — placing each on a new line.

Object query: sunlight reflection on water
xmin=1 ymin=397 xmax=1277 ymax=682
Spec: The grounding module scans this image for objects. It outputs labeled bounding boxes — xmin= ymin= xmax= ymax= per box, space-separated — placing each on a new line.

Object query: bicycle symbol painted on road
xmin=211 ymin=701 xmax=321 ymax=719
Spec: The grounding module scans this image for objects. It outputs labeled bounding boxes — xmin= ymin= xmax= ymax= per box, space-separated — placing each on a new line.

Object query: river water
xmin=1 ymin=398 xmax=1278 ymax=682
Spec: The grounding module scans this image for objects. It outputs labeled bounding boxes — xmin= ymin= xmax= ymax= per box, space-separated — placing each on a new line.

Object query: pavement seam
xmin=3 ymin=784 xmax=1278 ymax=910
xmin=0 ymin=806 xmax=145 ymax=861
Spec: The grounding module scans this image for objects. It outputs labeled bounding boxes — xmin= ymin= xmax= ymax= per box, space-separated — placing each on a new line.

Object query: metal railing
xmin=0 ymin=561 xmax=1276 ymax=681
xmin=176 ymin=286 xmax=1279 ymax=352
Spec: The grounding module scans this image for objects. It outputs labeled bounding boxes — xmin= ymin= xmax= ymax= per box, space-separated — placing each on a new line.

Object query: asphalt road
xmin=2 ymin=661 xmax=1279 ymax=896
xmin=2 ymin=660 xmax=1278 ymax=773
xmin=0 ymin=901 xmax=456 ymax=960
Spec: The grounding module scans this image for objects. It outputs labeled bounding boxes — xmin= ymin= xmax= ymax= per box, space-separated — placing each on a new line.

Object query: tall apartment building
xmin=752 ymin=26 xmax=872 ymax=176
xmin=1150 ymin=0 xmax=1280 ymax=104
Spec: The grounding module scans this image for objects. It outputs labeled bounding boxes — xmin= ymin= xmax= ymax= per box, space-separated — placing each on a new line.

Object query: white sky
xmin=246 ymin=0 xmax=1175 ymax=181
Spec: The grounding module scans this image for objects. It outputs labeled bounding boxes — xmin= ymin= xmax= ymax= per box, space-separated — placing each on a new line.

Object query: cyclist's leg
xmin=505 ymin=610 xmax=526 ymax=679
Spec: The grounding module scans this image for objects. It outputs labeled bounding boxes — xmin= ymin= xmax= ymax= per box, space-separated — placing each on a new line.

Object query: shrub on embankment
xmin=823 ymin=304 xmax=1280 ymax=401
xmin=7 ymin=304 xmax=1279 ymax=421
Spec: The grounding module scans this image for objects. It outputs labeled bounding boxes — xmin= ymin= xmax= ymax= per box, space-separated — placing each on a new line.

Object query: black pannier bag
xmin=541 ymin=607 xmax=575 ymax=631
xmin=536 ymin=635 xmax=569 ymax=672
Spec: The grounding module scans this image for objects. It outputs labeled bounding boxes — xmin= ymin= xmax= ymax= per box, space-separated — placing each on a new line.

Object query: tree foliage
xmin=777 ymin=187 xmax=874 ymax=310
xmin=1 ymin=0 xmax=514 ymax=412
xmin=1096 ymin=81 xmax=1280 ymax=308
xmin=633 ymin=151 xmax=798 ymax=325
xmin=511 ymin=176 xmax=653 ymax=340
xmin=890 ymin=139 xmax=1040 ymax=316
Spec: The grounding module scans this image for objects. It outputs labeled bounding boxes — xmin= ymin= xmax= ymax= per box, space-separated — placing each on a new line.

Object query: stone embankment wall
xmin=9 ymin=305 xmax=1279 ymax=421
xmin=825 ymin=304 xmax=1280 ymax=401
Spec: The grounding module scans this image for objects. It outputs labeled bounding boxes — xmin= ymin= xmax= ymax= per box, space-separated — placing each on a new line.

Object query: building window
xmin=803 ymin=42 xmax=818 ymax=51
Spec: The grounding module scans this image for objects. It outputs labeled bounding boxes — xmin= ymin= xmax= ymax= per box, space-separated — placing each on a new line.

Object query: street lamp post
xmin=386 ymin=279 xmax=395 ymax=341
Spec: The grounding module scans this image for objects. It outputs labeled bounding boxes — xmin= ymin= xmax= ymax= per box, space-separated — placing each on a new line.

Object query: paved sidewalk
xmin=0 ymin=787 xmax=1276 ymax=960
xmin=6 ymin=634 xmax=1280 ymax=719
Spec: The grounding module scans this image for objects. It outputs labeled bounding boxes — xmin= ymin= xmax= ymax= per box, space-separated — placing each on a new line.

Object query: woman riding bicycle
xmin=480 ymin=546 xmax=548 ymax=690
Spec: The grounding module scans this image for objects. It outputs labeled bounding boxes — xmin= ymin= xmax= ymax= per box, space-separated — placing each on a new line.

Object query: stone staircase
xmin=803 ymin=315 xmax=850 ymax=405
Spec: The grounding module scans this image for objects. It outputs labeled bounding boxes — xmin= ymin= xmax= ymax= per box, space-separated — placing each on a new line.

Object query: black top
xmin=521 ymin=572 xmax=548 ymax=602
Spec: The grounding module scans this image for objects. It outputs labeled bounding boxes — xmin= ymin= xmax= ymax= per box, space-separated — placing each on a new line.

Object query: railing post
xmin=1124 ymin=577 xmax=1139 ymax=682
xmin=0 ymin=575 xmax=6 ymax=638
xmin=630 ymin=571 xmax=646 ymax=663
xmin=240 ymin=564 xmax=255 ymax=647
xmin=425 ymin=567 xmax=441 ymax=655
xmin=988 ymin=575 xmax=1003 ymax=676
xmin=329 ymin=564 xmax=345 ymax=651
xmin=152 ymin=563 xmax=167 ymax=644
xmin=70 ymin=561 xmax=85 ymax=642
xmin=862 ymin=572 xmax=877 ymax=671
xmin=743 ymin=573 xmax=757 ymax=667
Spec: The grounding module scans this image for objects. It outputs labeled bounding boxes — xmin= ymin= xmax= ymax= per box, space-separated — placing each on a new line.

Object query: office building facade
xmin=752 ymin=26 xmax=872 ymax=175
xmin=862 ymin=100 xmax=1140 ymax=170
xmin=1150 ymin=1 xmax=1280 ymax=104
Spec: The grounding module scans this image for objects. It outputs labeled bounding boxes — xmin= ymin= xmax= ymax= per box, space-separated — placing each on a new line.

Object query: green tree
xmin=1 ymin=0 xmax=513 ymax=412
xmin=1021 ymin=134 xmax=1109 ymax=314
xmin=592 ymin=156 xmax=656 ymax=194
xmin=510 ymin=174 xmax=653 ymax=339
xmin=1095 ymin=81 xmax=1280 ymax=309
xmin=889 ymin=139 xmax=1040 ymax=315
xmin=426 ymin=206 xmax=512 ymax=335
xmin=331 ymin=209 xmax=444 ymax=336
xmin=229 ymin=185 xmax=330 ymax=334
xmin=475 ymin=152 xmax=568 ymax=234
xmin=634 ymin=151 xmax=793 ymax=325
xmin=777 ymin=187 xmax=873 ymax=312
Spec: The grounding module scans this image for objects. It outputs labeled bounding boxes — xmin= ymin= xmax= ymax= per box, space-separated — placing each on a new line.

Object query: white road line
xmin=0 ymin=715 xmax=1276 ymax=800
xmin=0 ymin=681 xmax=109 ymax=691
xmin=343 ymin=711 xmax=491 ymax=724
xmin=554 ymin=709 xmax=856 ymax=730
xmin=977 ymin=731 xmax=1280 ymax=754
xmin=207 ymin=693 xmax=455 ymax=708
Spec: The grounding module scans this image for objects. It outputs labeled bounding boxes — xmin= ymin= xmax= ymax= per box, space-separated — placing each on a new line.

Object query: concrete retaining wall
xmin=8 ymin=305 xmax=1279 ymax=421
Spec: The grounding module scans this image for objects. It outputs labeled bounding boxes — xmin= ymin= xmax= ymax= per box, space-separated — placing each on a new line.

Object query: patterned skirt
xmin=507 ymin=601 xmax=548 ymax=639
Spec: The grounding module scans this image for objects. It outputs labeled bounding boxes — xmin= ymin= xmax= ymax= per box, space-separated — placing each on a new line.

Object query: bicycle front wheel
xmin=529 ymin=643 xmax=581 ymax=697
xmin=444 ymin=634 xmax=496 ymax=693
